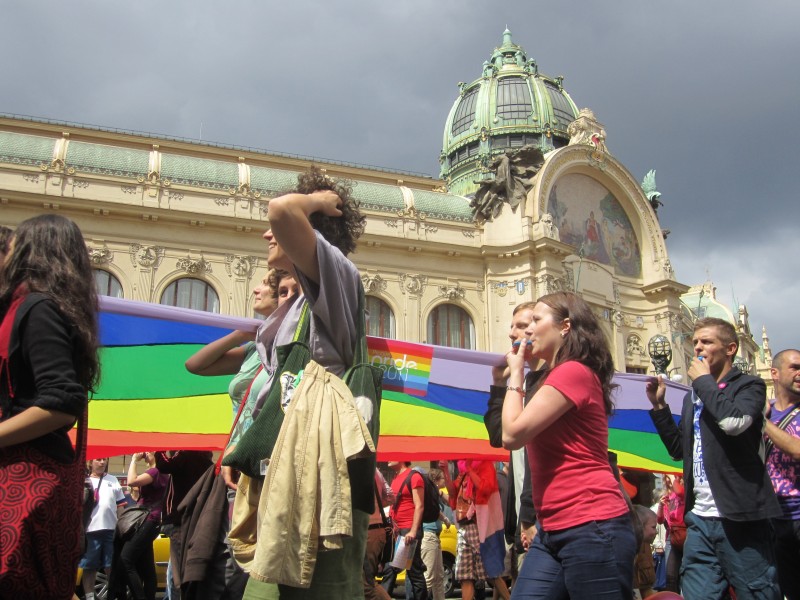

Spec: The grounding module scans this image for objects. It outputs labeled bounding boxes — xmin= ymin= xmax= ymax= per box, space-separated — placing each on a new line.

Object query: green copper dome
xmin=440 ymin=30 xmax=580 ymax=197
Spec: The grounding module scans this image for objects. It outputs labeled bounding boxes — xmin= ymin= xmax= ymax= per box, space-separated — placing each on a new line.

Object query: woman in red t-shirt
xmin=501 ymin=291 xmax=636 ymax=599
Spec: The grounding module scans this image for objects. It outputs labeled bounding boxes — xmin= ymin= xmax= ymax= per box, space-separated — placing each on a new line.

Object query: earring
xmin=561 ymin=332 xmax=566 ymax=338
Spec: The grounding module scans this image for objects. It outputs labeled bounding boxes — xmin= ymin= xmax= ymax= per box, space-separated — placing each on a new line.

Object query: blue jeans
xmin=681 ymin=511 xmax=780 ymax=600
xmin=511 ymin=512 xmax=636 ymax=600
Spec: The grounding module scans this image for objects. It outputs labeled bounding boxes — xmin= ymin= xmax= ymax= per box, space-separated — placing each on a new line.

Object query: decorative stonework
xmin=87 ymin=244 xmax=113 ymax=265
xmin=613 ymin=310 xmax=625 ymax=328
xmin=438 ymin=283 xmax=466 ymax=301
xmin=398 ymin=206 xmax=426 ymax=220
xmin=656 ymin=310 xmax=681 ymax=334
xmin=214 ymin=197 xmax=231 ymax=207
xmin=662 ymin=258 xmax=675 ymax=279
xmin=408 ymin=222 xmax=438 ymax=234
xmin=137 ymin=169 xmax=171 ymax=198
xmin=561 ymin=263 xmax=575 ymax=292
xmin=490 ymin=278 xmax=529 ymax=297
xmin=71 ymin=178 xmax=89 ymax=189
xmin=121 ymin=184 xmax=138 ymax=194
xmin=399 ymin=273 xmax=427 ymax=296
xmin=168 ymin=191 xmax=184 ymax=201
xmin=361 ymin=273 xmax=387 ymax=294
xmin=22 ymin=174 xmax=40 ymax=183
xmin=384 ymin=219 xmax=399 ymax=228
xmin=532 ymin=212 xmax=559 ymax=240
xmin=129 ymin=244 xmax=164 ymax=269
xmin=626 ymin=334 xmax=645 ymax=357
xmin=567 ymin=108 xmax=608 ymax=154
xmin=177 ymin=255 xmax=212 ymax=275
xmin=613 ymin=282 xmax=621 ymax=305
xmin=225 ymin=255 xmax=258 ymax=278
xmin=461 ymin=230 xmax=476 ymax=238
xmin=535 ymin=274 xmax=568 ymax=296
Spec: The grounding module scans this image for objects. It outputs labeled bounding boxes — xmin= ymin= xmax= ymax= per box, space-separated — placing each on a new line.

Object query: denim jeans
xmin=681 ymin=511 xmax=781 ymax=600
xmin=511 ymin=512 xmax=636 ymax=600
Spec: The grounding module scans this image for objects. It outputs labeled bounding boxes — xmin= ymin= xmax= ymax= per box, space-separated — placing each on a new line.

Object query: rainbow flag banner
xmin=366 ymin=337 xmax=433 ymax=397
xmin=83 ymin=297 xmax=686 ymax=473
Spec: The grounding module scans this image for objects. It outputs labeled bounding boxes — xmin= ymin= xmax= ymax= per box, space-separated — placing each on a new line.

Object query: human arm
xmin=692 ymin=370 xmax=766 ymax=436
xmin=379 ymin=471 xmax=395 ymax=505
xmin=184 ymin=331 xmax=253 ymax=376
xmin=127 ymin=453 xmax=155 ymax=488
xmin=517 ymin=452 xmax=537 ymax=549
xmin=438 ymin=460 xmax=457 ymax=501
xmin=484 ymin=385 xmax=507 ymax=448
xmin=0 ymin=300 xmax=85 ymax=448
xmin=501 ymin=347 xmax=574 ymax=450
xmin=405 ymin=483 xmax=425 ymax=544
xmin=0 ymin=407 xmax=76 ymax=448
xmin=647 ymin=376 xmax=684 ymax=460
xmin=267 ymin=190 xmax=343 ymax=285
xmin=765 ymin=419 xmax=800 ymax=461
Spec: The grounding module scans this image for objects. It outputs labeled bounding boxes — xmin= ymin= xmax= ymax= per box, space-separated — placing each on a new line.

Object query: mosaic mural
xmin=547 ymin=173 xmax=641 ymax=277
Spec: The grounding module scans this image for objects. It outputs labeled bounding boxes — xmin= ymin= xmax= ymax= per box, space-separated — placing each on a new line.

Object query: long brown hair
xmin=537 ymin=291 xmax=617 ymax=415
xmin=0 ymin=214 xmax=100 ymax=392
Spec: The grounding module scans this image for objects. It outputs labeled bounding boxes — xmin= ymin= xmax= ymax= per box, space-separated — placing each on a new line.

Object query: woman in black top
xmin=0 ymin=214 xmax=100 ymax=599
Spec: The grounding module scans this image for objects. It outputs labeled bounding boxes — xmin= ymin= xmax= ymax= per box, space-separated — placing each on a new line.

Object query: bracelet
xmin=507 ymin=386 xmax=524 ymax=393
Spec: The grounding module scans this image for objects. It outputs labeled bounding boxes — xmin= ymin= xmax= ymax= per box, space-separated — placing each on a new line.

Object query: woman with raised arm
xmin=0 ymin=214 xmax=100 ymax=599
xmin=501 ymin=291 xmax=636 ymax=599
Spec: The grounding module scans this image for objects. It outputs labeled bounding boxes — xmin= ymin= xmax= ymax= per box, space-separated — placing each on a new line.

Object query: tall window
xmin=451 ymin=87 xmax=479 ymax=136
xmin=497 ymin=77 xmax=533 ymax=120
xmin=94 ymin=269 xmax=123 ymax=298
xmin=366 ymin=296 xmax=395 ymax=339
xmin=160 ymin=278 xmax=220 ymax=313
xmin=427 ymin=304 xmax=475 ymax=349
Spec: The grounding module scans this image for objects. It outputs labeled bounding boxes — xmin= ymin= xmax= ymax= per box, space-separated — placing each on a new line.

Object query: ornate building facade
xmin=0 ymin=31 xmax=700 ymax=379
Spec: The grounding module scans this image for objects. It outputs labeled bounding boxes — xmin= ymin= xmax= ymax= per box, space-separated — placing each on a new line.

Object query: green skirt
xmin=242 ymin=509 xmax=369 ymax=600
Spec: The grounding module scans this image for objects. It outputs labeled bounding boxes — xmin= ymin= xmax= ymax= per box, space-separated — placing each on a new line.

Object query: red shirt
xmin=527 ymin=361 xmax=628 ymax=530
xmin=390 ymin=469 xmax=425 ymax=529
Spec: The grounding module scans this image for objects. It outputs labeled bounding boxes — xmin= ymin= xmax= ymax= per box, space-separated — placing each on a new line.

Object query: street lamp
xmin=648 ymin=334 xmax=672 ymax=375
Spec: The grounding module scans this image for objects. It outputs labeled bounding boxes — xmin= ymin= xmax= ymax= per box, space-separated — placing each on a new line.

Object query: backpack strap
xmin=374 ymin=480 xmax=390 ymax=525
xmin=765 ymin=405 xmax=800 ymax=458
xmin=392 ymin=469 xmax=418 ymax=513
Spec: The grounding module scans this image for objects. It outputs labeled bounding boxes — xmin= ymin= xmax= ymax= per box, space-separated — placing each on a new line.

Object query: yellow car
xmin=385 ymin=523 xmax=458 ymax=598
xmin=76 ymin=532 xmax=170 ymax=599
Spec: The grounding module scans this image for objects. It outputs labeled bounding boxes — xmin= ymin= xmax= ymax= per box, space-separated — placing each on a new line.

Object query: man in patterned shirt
xmin=765 ymin=349 xmax=800 ymax=600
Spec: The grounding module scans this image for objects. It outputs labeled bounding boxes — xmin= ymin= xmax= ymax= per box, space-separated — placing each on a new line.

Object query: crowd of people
xmin=0 ymin=170 xmax=798 ymax=600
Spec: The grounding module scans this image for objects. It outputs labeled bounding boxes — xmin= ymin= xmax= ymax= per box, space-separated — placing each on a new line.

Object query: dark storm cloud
xmin=2 ymin=0 xmax=798 ymax=351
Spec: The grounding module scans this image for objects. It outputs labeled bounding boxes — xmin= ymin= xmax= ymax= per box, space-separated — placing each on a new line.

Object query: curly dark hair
xmin=265 ymin=268 xmax=291 ymax=300
xmin=293 ymin=166 xmax=365 ymax=256
xmin=537 ymin=291 xmax=618 ymax=415
xmin=0 ymin=214 xmax=100 ymax=392
xmin=0 ymin=225 xmax=12 ymax=256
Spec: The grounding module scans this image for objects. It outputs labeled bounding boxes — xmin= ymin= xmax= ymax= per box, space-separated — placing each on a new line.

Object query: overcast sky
xmin=3 ymin=1 xmax=798 ymax=356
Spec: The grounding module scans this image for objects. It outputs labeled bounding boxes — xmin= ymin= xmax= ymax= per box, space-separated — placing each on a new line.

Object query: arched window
xmin=160 ymin=278 xmax=220 ymax=313
xmin=366 ymin=296 xmax=395 ymax=339
xmin=93 ymin=269 xmax=123 ymax=298
xmin=427 ymin=304 xmax=475 ymax=349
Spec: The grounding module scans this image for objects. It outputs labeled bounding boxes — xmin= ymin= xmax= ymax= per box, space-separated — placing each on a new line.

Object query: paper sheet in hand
xmin=390 ymin=537 xmax=417 ymax=570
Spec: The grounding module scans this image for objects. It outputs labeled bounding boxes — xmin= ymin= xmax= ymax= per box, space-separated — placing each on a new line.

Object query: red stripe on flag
xmin=376 ymin=435 xmax=508 ymax=462
xmin=70 ymin=429 xmax=228 ymax=460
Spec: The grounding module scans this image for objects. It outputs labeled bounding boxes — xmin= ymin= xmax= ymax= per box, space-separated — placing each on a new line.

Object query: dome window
xmin=497 ymin=77 xmax=532 ymax=120
xmin=545 ymin=82 xmax=576 ymax=125
xmin=451 ymin=87 xmax=479 ymax=136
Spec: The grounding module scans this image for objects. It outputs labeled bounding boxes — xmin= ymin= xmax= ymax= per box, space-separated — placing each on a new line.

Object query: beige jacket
xmin=249 ymin=360 xmax=375 ymax=588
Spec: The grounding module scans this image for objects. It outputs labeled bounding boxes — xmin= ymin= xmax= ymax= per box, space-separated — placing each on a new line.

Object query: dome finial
xmin=503 ymin=28 xmax=512 ymax=47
